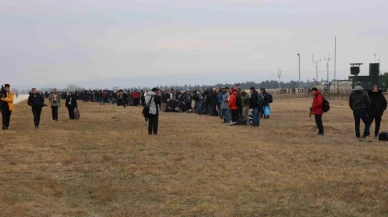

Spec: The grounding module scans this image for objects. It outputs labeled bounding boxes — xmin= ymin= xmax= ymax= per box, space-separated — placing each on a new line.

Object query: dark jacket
xmin=66 ymin=95 xmax=78 ymax=108
xmin=261 ymin=89 xmax=270 ymax=106
xmin=249 ymin=90 xmax=259 ymax=109
xmin=368 ymin=87 xmax=387 ymax=117
xmin=28 ymin=94 xmax=45 ymax=109
xmin=349 ymin=86 xmax=370 ymax=112
xmin=162 ymin=92 xmax=170 ymax=103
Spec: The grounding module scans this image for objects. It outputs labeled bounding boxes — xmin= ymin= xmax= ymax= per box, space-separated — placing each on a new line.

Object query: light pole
xmin=297 ymin=53 xmax=301 ymax=88
xmin=278 ymin=68 xmax=282 ymax=89
xmin=375 ymin=54 xmax=377 ymax=63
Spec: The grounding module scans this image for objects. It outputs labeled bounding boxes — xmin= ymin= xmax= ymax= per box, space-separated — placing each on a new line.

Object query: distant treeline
xmin=23 ymin=80 xmax=321 ymax=93
xmin=157 ymin=80 xmax=317 ymax=91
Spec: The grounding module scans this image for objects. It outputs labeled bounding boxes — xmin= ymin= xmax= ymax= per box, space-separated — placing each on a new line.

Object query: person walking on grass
xmin=145 ymin=88 xmax=162 ymax=135
xmin=349 ymin=82 xmax=371 ymax=139
xmin=311 ymin=87 xmax=324 ymax=136
xmin=1 ymin=84 xmax=14 ymax=130
xmin=368 ymin=85 xmax=387 ymax=138
xmin=48 ymin=88 xmax=61 ymax=121
xmin=66 ymin=92 xmax=78 ymax=120
xmin=28 ymin=88 xmax=45 ymax=129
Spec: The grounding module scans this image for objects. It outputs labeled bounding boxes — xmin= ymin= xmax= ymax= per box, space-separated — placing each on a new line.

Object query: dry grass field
xmin=1 ymin=98 xmax=388 ymax=217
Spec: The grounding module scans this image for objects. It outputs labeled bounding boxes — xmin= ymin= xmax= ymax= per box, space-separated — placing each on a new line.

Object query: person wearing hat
xmin=1 ymin=84 xmax=14 ymax=130
xmin=145 ymin=88 xmax=162 ymax=135
xmin=349 ymin=82 xmax=371 ymax=138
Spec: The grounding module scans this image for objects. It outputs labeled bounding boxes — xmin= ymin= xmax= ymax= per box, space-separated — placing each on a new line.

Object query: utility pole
xmin=278 ymin=68 xmax=282 ymax=89
xmin=297 ymin=53 xmax=301 ymax=88
xmin=334 ymin=36 xmax=336 ymax=80
xmin=312 ymin=54 xmax=321 ymax=84
xmin=324 ymin=54 xmax=332 ymax=83
xmin=375 ymin=54 xmax=377 ymax=63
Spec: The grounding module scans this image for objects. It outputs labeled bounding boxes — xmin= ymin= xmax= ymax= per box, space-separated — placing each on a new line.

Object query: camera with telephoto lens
xmin=0 ymin=85 xmax=5 ymax=95
xmin=0 ymin=85 xmax=5 ymax=107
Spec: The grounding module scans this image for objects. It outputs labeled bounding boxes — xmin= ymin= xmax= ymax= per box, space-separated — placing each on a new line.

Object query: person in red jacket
xmin=228 ymin=89 xmax=239 ymax=125
xmin=311 ymin=87 xmax=324 ymax=135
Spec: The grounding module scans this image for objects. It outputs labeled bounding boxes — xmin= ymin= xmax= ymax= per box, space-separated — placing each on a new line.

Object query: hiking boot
xmin=361 ymin=134 xmax=370 ymax=139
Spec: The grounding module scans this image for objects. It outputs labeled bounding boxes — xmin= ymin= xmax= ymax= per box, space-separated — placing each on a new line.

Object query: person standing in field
xmin=249 ymin=87 xmax=260 ymax=127
xmin=218 ymin=88 xmax=224 ymax=119
xmin=229 ymin=88 xmax=239 ymax=125
xmin=1 ymin=84 xmax=14 ymax=130
xmin=48 ymin=88 xmax=61 ymax=121
xmin=241 ymin=90 xmax=250 ymax=125
xmin=220 ymin=87 xmax=230 ymax=124
xmin=145 ymin=88 xmax=162 ymax=135
xmin=349 ymin=82 xmax=371 ymax=138
xmin=28 ymin=88 xmax=45 ymax=129
xmin=65 ymin=92 xmax=78 ymax=120
xmin=367 ymin=85 xmax=387 ymax=137
xmin=311 ymin=87 xmax=324 ymax=136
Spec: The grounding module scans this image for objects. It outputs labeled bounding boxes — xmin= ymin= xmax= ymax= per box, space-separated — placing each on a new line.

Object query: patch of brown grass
xmin=1 ymin=98 xmax=388 ymax=216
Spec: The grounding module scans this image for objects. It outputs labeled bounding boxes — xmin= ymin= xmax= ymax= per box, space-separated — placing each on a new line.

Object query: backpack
xmin=74 ymin=108 xmax=80 ymax=120
xmin=322 ymin=97 xmax=330 ymax=113
xmin=236 ymin=95 xmax=242 ymax=107
xmin=236 ymin=118 xmax=247 ymax=125
xmin=257 ymin=93 xmax=264 ymax=107
xmin=142 ymin=95 xmax=154 ymax=118
xmin=378 ymin=132 xmax=388 ymax=141
xmin=268 ymin=94 xmax=273 ymax=103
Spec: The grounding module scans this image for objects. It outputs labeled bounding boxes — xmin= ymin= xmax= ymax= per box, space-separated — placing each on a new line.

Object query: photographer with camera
xmin=28 ymin=88 xmax=46 ymax=129
xmin=1 ymin=84 xmax=14 ymax=130
xmin=48 ymin=88 xmax=61 ymax=121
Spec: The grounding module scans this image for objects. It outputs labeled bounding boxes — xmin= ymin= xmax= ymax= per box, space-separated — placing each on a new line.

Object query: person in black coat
xmin=65 ymin=92 xmax=78 ymax=120
xmin=28 ymin=88 xmax=45 ymax=129
xmin=368 ymin=85 xmax=387 ymax=137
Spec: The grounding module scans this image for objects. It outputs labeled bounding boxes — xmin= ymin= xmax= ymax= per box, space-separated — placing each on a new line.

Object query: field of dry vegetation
xmin=1 ymin=97 xmax=388 ymax=217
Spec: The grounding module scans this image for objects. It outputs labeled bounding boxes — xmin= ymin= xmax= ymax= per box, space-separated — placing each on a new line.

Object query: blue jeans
xmin=100 ymin=99 xmax=105 ymax=105
xmin=222 ymin=109 xmax=230 ymax=123
xmin=252 ymin=108 xmax=260 ymax=127
xmin=353 ymin=111 xmax=370 ymax=137
xmin=195 ymin=102 xmax=201 ymax=114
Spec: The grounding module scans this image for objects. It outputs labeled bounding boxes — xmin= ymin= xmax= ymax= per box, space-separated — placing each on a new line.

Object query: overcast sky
xmin=1 ymin=0 xmax=387 ymax=89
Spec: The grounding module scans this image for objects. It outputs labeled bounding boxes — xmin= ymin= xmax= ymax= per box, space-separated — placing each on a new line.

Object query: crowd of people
xmin=1 ymin=82 xmax=387 ymax=140
xmin=38 ymin=89 xmax=148 ymax=107
xmin=157 ymin=85 xmax=273 ymax=126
